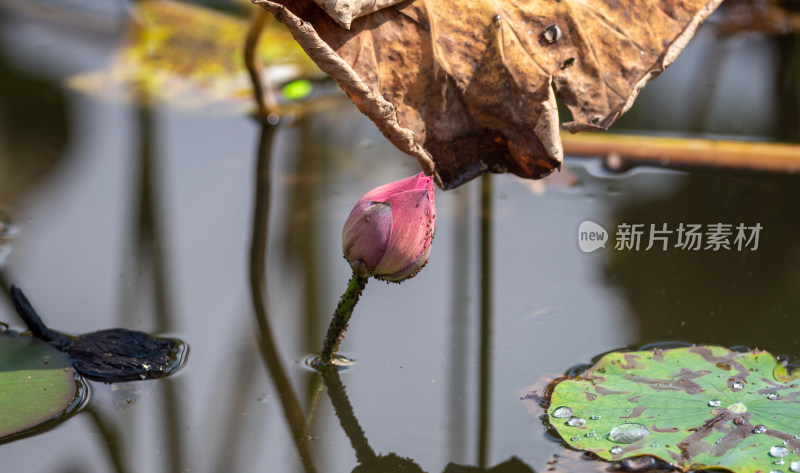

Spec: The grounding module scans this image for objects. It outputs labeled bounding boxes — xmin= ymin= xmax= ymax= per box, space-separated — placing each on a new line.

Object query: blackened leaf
xmin=10 ymin=286 xmax=188 ymax=383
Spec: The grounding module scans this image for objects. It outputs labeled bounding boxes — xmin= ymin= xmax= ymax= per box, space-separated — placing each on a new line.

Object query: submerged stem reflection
xmin=322 ymin=368 xmax=426 ymax=473
xmin=478 ymin=175 xmax=494 ymax=469
xmin=248 ymin=116 xmax=317 ymax=473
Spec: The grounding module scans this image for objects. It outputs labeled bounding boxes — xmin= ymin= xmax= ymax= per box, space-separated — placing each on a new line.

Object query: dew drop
xmin=771 ymin=470 xmax=784 ymax=473
xmin=543 ymin=24 xmax=561 ymax=43
xmin=770 ymin=445 xmax=789 ymax=458
xmin=585 ymin=431 xmax=597 ymax=438
xmin=551 ymin=406 xmax=572 ymax=418
xmin=708 ymin=399 xmax=721 ymax=407
xmin=790 ymin=461 xmax=800 ymax=472
xmin=567 ymin=416 xmax=586 ymax=427
xmin=570 ymin=436 xmax=579 ymax=442
xmin=754 ymin=425 xmax=768 ymax=434
xmin=589 ymin=414 xmax=601 ymax=420
xmin=610 ymin=446 xmax=622 ymax=455
xmin=768 ymin=393 xmax=779 ymax=400
xmin=776 ymin=459 xmax=785 ymax=465
xmin=609 ymin=423 xmax=650 ymax=444
xmin=731 ymin=381 xmax=744 ymax=391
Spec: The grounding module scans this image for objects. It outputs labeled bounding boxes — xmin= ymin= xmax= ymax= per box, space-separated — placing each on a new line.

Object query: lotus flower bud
xmin=342 ymin=172 xmax=436 ymax=282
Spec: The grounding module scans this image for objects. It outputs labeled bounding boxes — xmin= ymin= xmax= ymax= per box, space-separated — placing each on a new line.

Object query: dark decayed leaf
xmin=11 ymin=286 xmax=187 ymax=383
xmin=312 ymin=0 xmax=405 ymax=29
xmin=545 ymin=346 xmax=800 ymax=473
xmin=253 ymin=0 xmax=722 ymax=188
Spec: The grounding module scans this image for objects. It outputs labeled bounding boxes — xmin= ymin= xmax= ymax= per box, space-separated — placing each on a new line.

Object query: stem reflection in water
xmin=130 ymin=88 xmax=185 ymax=473
xmin=478 ymin=174 xmax=494 ymax=469
xmin=447 ymin=185 xmax=472 ymax=464
xmin=322 ymin=368 xmax=426 ymax=473
xmin=248 ymin=115 xmax=317 ymax=473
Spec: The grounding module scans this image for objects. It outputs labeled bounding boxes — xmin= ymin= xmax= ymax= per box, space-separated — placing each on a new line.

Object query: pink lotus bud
xmin=342 ymin=172 xmax=436 ymax=282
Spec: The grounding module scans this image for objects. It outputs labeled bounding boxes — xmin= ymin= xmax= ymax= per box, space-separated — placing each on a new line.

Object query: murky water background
xmin=1 ymin=2 xmax=799 ymax=472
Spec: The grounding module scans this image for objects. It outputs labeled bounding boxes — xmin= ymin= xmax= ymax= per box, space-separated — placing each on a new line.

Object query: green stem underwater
xmin=319 ymin=274 xmax=369 ymax=368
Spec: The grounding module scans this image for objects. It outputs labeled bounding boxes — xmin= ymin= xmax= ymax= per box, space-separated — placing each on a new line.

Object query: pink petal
xmin=360 ymin=172 xmax=431 ymax=203
xmin=341 ymin=201 xmax=392 ymax=276
xmin=373 ymin=188 xmax=435 ymax=280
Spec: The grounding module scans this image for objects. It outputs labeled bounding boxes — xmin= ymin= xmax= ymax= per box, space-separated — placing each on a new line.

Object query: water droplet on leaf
xmin=552 ymin=406 xmax=572 ymax=418
xmin=609 ymin=423 xmax=650 ymax=443
xmin=567 ymin=416 xmax=586 ymax=427
xmin=731 ymin=381 xmax=744 ymax=391
xmin=754 ymin=424 xmax=768 ymax=434
xmin=610 ymin=446 xmax=622 ymax=455
xmin=790 ymin=460 xmax=800 ymax=472
xmin=770 ymin=446 xmax=789 ymax=458
xmin=543 ymin=24 xmax=561 ymax=43
xmin=768 ymin=393 xmax=779 ymax=400
xmin=708 ymin=399 xmax=721 ymax=407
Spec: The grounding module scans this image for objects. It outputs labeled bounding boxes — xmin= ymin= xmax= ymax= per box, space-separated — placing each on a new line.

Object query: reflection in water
xmin=127 ymin=89 xmax=185 ymax=473
xmin=447 ymin=185 xmax=472 ymax=464
xmin=0 ymin=55 xmax=69 ymax=204
xmin=83 ymin=407 xmax=131 ymax=473
xmin=478 ymin=175 xmax=494 ymax=469
xmin=444 ymin=457 xmax=535 ymax=473
xmin=282 ymin=112 xmax=326 ymax=418
xmin=322 ymin=368 xmax=426 ymax=473
xmin=605 ymin=173 xmax=800 ymax=354
xmin=776 ymin=34 xmax=800 ymax=141
xmin=248 ymin=115 xmax=317 ymax=473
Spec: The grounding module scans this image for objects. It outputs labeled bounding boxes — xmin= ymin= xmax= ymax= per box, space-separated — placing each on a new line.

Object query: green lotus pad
xmin=0 ymin=334 xmax=82 ymax=442
xmin=548 ymin=346 xmax=800 ymax=472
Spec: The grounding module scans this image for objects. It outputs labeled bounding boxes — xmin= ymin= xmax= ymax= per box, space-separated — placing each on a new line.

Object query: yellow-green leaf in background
xmin=69 ymin=0 xmax=321 ymax=109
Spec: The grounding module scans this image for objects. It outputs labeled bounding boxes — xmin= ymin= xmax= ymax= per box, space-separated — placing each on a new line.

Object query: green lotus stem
xmin=319 ymin=274 xmax=369 ymax=367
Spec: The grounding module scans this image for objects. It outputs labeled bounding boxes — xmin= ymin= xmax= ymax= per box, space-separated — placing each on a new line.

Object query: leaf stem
xmin=319 ymin=274 xmax=369 ymax=367
xmin=562 ymin=132 xmax=800 ymax=172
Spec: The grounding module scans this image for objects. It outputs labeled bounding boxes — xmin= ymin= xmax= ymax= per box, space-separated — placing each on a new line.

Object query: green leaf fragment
xmin=0 ymin=334 xmax=83 ymax=442
xmin=547 ymin=346 xmax=800 ymax=473
xmin=282 ymin=80 xmax=313 ymax=101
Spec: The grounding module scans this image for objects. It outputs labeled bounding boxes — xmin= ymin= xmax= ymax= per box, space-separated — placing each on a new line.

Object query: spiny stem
xmin=319 ymin=274 xmax=369 ymax=367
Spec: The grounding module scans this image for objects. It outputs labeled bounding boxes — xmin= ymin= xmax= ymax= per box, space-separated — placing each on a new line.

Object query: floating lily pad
xmin=547 ymin=346 xmax=800 ymax=472
xmin=0 ymin=333 xmax=85 ymax=443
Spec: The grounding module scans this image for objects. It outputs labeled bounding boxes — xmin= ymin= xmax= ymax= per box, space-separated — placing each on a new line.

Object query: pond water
xmin=1 ymin=2 xmax=799 ymax=473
